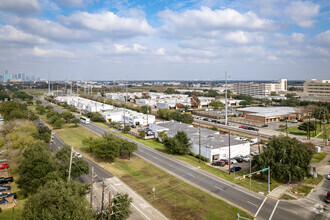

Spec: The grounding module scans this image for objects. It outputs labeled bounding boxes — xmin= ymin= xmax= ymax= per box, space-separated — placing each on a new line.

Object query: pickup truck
xmin=0 ymin=177 xmax=14 ymax=184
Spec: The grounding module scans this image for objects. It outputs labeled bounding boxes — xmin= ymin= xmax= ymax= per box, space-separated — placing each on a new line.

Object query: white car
xmin=241 ymin=156 xmax=250 ymax=162
xmin=251 ymin=151 xmax=259 ymax=156
xmin=75 ymin=152 xmax=83 ymax=158
xmin=327 ymin=173 xmax=330 ymax=180
xmin=230 ymin=158 xmax=238 ymax=164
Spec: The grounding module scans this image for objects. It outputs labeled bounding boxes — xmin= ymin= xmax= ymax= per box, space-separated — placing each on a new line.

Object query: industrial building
xmin=55 ymin=96 xmax=154 ymax=126
xmin=232 ymin=79 xmax=287 ymax=97
xmin=237 ymin=107 xmax=308 ymax=123
xmin=150 ymin=121 xmax=250 ymax=162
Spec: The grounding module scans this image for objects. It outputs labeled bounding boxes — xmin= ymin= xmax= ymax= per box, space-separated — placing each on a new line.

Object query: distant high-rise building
xmin=22 ymin=73 xmax=26 ymax=81
xmin=232 ymin=79 xmax=287 ymax=97
xmin=303 ymin=79 xmax=330 ymax=100
xmin=3 ymin=72 xmax=11 ymax=82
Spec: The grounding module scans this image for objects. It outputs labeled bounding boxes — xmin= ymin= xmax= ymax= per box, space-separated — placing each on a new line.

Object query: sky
xmin=0 ymin=0 xmax=329 ymax=81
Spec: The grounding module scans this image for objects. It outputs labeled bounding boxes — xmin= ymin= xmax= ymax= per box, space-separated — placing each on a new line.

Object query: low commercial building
xmin=237 ymin=107 xmax=308 ymax=123
xmin=150 ymin=121 xmax=250 ymax=162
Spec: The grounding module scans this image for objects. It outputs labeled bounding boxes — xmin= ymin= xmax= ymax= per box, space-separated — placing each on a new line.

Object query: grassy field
xmin=281 ymin=122 xmax=330 ymax=139
xmin=279 ymin=193 xmax=296 ymax=200
xmin=291 ymin=185 xmax=314 ymax=197
xmin=311 ymin=153 xmax=327 ymax=163
xmin=118 ymin=132 xmax=280 ymax=195
xmin=54 ymin=126 xmax=252 ymax=219
xmin=303 ymin=174 xmax=323 ymax=185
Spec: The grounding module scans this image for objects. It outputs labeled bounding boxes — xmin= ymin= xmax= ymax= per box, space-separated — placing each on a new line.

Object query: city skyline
xmin=0 ymin=0 xmax=329 ymax=80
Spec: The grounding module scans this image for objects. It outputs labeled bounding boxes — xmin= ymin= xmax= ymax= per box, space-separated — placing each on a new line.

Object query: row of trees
xmin=157 ymin=109 xmax=194 ymax=124
xmin=83 ymin=133 xmax=137 ymax=162
xmin=0 ymin=101 xmax=38 ymax=121
xmin=43 ymin=108 xmax=80 ymax=129
xmin=86 ymin=112 xmax=106 ymax=122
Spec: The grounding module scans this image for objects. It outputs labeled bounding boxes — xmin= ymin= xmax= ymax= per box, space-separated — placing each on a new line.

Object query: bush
xmin=91 ymin=112 xmax=106 ymax=122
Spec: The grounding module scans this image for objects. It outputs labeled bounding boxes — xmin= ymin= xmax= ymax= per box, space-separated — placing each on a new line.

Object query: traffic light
xmin=257 ymin=172 xmax=260 ymax=175
xmin=239 ymin=178 xmax=244 ymax=181
xmin=248 ymin=175 xmax=252 ymax=178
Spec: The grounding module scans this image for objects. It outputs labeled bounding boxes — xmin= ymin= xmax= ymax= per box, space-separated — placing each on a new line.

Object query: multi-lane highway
xmin=39 ymin=98 xmax=327 ymax=220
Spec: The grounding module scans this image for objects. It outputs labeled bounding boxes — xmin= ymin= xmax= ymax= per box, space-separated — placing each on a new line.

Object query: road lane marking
xmin=214 ymin=186 xmax=223 ymax=190
xmin=254 ymin=197 xmax=267 ymax=217
xmin=269 ymin=200 xmax=279 ymax=220
xmin=152 ymin=156 xmax=158 ymax=160
xmin=167 ymin=164 xmax=174 ymax=167
xmin=131 ymin=203 xmax=151 ymax=220
xmin=188 ymin=173 xmax=196 ymax=178
xmin=247 ymin=201 xmax=258 ymax=207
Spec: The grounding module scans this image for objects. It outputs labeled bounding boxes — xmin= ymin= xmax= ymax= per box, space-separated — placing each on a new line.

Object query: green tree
xmin=0 ymin=91 xmax=10 ymax=101
xmin=97 ymin=193 xmax=132 ymax=220
xmin=123 ymin=125 xmax=131 ymax=133
xmin=239 ymin=100 xmax=251 ymax=106
xmin=17 ymin=142 xmax=57 ymax=195
xmin=91 ymin=112 xmax=106 ymax=122
xmin=139 ymin=130 xmax=146 ymax=139
xmin=140 ymin=105 xmax=151 ymax=114
xmin=298 ymin=122 xmax=316 ymax=132
xmin=36 ymin=105 xmax=46 ymax=115
xmin=55 ymin=145 xmax=89 ymax=179
xmin=285 ymin=93 xmax=297 ymax=99
xmin=164 ymin=88 xmax=177 ymax=94
xmin=181 ymin=113 xmax=194 ymax=124
xmin=36 ymin=100 xmax=42 ymax=105
xmin=22 ymin=180 xmax=94 ymax=219
xmin=252 ymin=135 xmax=313 ymax=182
xmin=71 ymin=118 xmax=80 ymax=127
xmin=120 ymin=140 xmax=137 ymax=160
xmin=164 ymin=131 xmax=191 ymax=155
xmin=61 ymin=111 xmax=74 ymax=123
xmin=36 ymin=126 xmax=51 ymax=143
xmin=157 ymin=108 xmax=171 ymax=120
xmin=209 ymin=100 xmax=224 ymax=109
xmin=53 ymin=118 xmax=65 ymax=129
xmin=45 ymin=105 xmax=54 ymax=112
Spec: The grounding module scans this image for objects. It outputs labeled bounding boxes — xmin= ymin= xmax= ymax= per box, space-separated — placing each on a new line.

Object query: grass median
xmin=54 ymin=125 xmax=253 ymax=219
xmin=118 ymin=132 xmax=280 ymax=195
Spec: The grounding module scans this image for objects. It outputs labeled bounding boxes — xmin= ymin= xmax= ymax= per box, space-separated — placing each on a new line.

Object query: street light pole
xmin=228 ymin=130 xmax=231 ymax=175
xmin=268 ymin=166 xmax=271 ymax=194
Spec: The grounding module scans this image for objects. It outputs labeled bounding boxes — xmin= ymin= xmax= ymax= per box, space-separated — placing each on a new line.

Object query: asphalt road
xmin=40 ymin=98 xmax=327 ymax=220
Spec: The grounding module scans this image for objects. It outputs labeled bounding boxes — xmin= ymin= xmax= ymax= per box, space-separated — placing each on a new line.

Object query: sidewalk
xmin=85 ymin=176 xmax=168 ymax=220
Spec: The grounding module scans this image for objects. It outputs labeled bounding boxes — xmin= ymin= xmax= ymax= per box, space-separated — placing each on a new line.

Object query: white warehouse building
xmin=150 ymin=121 xmax=250 ymax=162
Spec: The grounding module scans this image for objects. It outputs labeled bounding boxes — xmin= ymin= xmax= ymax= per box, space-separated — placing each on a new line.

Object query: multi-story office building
xmin=232 ymin=79 xmax=287 ymax=97
xmin=303 ymin=79 xmax=330 ymax=100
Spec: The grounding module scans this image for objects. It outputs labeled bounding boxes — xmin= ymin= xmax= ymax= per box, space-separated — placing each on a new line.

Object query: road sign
xmin=262 ymin=168 xmax=268 ymax=172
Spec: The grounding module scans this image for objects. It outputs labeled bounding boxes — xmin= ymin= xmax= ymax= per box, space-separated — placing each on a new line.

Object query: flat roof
xmin=237 ymin=107 xmax=302 ymax=117
xmin=156 ymin=121 xmax=245 ymax=149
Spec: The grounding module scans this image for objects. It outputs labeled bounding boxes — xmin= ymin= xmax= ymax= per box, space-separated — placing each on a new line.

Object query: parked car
xmin=0 ymin=192 xmax=17 ymax=200
xmin=220 ymin=159 xmax=229 ymax=165
xmin=0 ymin=177 xmax=14 ymax=184
xmin=230 ymin=158 xmax=238 ymax=164
xmin=0 ymin=185 xmax=11 ymax=192
xmin=0 ymin=159 xmax=7 ymax=163
xmin=327 ymin=173 xmax=330 ymax=180
xmin=239 ymin=126 xmax=246 ymax=129
xmin=241 ymin=155 xmax=250 ymax=162
xmin=325 ymin=192 xmax=330 ymax=203
xmin=291 ymin=120 xmax=298 ymax=123
xmin=0 ymin=164 xmax=8 ymax=169
xmin=230 ymin=166 xmax=242 ymax=172
xmin=234 ymin=157 xmax=244 ymax=163
xmin=130 ymin=124 xmax=136 ymax=128
xmin=211 ymin=161 xmax=225 ymax=167
xmin=251 ymin=151 xmax=259 ymax=156
xmin=261 ymin=124 xmax=268 ymax=127
xmin=298 ymin=119 xmax=304 ymax=122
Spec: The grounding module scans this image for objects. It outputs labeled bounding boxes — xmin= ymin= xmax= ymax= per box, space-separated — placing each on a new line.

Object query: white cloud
xmin=32 ymin=47 xmax=74 ymax=58
xmin=315 ymin=30 xmax=330 ymax=47
xmin=155 ymin=48 xmax=165 ymax=55
xmin=224 ymin=31 xmax=264 ymax=44
xmin=0 ymin=25 xmax=48 ymax=45
xmin=285 ymin=1 xmax=320 ymax=28
xmin=159 ymin=7 xmax=278 ymax=39
xmin=0 ymin=0 xmax=41 ymax=16
xmin=60 ymin=11 xmax=154 ymax=38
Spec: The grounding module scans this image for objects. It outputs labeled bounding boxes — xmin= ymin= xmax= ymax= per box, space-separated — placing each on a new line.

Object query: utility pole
xmin=90 ymin=167 xmax=94 ymax=210
xmin=101 ymin=181 xmax=105 ymax=220
xmin=68 ymin=146 xmax=73 ymax=181
xmin=249 ymin=142 xmax=251 ymax=187
xmin=108 ymin=191 xmax=111 ymax=220
xmin=228 ymin=130 xmax=231 ymax=175
xmin=199 ymin=122 xmax=201 ymax=163
xmin=308 ymin=112 xmax=311 ymax=140
xmin=124 ymin=76 xmax=127 ymax=127
xmin=268 ymin=166 xmax=271 ymax=193
xmin=286 ymin=117 xmax=288 ymax=137
xmin=48 ymin=71 xmax=50 ymax=95
xmin=225 ymin=71 xmax=229 ymax=125
xmin=257 ymin=130 xmax=260 ymax=154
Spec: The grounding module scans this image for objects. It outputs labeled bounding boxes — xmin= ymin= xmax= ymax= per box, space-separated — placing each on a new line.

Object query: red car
xmin=0 ymin=164 xmax=9 ymax=169
xmin=298 ymin=119 xmax=304 ymax=122
xmin=220 ymin=159 xmax=229 ymax=165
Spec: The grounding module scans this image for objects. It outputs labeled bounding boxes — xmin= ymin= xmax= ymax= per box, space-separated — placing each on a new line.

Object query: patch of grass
xmin=109 ymin=156 xmax=252 ymax=220
xmin=54 ymin=125 xmax=252 ymax=219
xmin=119 ymin=131 xmax=280 ymax=195
xmin=280 ymin=122 xmax=330 ymax=139
xmin=291 ymin=185 xmax=314 ymax=197
xmin=279 ymin=193 xmax=296 ymax=200
xmin=303 ymin=174 xmax=323 ymax=185
xmin=311 ymin=153 xmax=327 ymax=163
